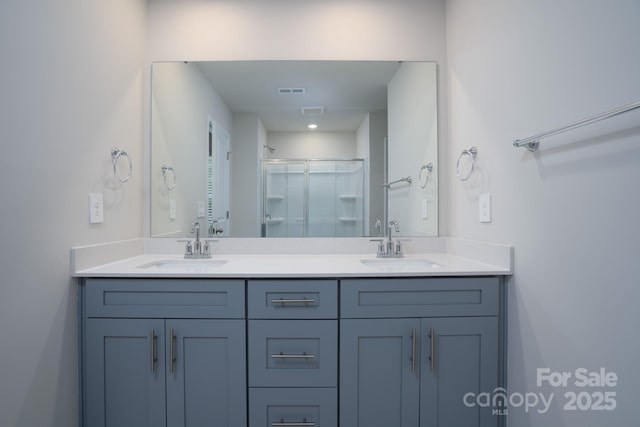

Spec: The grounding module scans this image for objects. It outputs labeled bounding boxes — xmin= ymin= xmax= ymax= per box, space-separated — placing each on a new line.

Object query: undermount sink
xmin=136 ymin=259 xmax=229 ymax=271
xmin=360 ymin=258 xmax=441 ymax=270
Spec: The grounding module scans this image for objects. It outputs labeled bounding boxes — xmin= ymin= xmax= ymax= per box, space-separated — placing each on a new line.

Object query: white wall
xmin=356 ymin=115 xmax=371 ymax=160
xmin=388 ymin=62 xmax=438 ymax=236
xmin=150 ymin=62 xmax=232 ymax=236
xmin=0 ymin=1 xmax=147 ymax=426
xmin=368 ymin=111 xmax=388 ymax=233
xmin=357 ymin=112 xmax=388 ymax=235
xmin=268 ymin=131 xmax=357 ymax=159
xmin=146 ymin=0 xmax=449 ymax=234
xmin=357 ymin=115 xmax=371 ymax=233
xmin=231 ymin=114 xmax=263 ymax=236
xmin=446 ymin=0 xmax=640 ymax=425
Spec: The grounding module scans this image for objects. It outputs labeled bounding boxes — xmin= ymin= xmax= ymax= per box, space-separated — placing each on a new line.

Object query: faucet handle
xmin=395 ymin=239 xmax=411 ymax=255
xmin=177 ymin=239 xmax=193 ymax=256
xmin=369 ymin=239 xmax=386 ymax=257
xmin=203 ymin=239 xmax=218 ymax=256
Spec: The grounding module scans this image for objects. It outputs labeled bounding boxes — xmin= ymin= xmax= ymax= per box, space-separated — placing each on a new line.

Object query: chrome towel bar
xmin=382 ymin=176 xmax=412 ymax=188
xmin=513 ymin=100 xmax=640 ymax=152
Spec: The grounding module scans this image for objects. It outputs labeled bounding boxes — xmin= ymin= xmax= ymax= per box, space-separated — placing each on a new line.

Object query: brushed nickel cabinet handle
xmin=429 ymin=327 xmax=436 ymax=374
xmin=150 ymin=329 xmax=157 ymax=373
xmin=270 ymin=353 xmax=316 ymax=359
xmin=270 ymin=298 xmax=316 ymax=304
xmin=169 ymin=328 xmax=176 ymax=374
xmin=411 ymin=328 xmax=417 ymax=374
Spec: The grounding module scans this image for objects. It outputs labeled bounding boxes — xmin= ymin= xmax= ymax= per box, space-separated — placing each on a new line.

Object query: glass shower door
xmin=263 ymin=159 xmax=364 ymax=237
xmin=263 ymin=161 xmax=305 ymax=237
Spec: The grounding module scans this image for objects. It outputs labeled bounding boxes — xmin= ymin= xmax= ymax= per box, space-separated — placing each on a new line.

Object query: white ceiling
xmin=195 ymin=61 xmax=401 ymax=132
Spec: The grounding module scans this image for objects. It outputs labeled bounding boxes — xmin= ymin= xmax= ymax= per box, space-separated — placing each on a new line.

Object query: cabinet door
xmin=340 ymin=318 xmax=420 ymax=427
xmin=84 ymin=318 xmax=166 ymax=427
xmin=166 ymin=319 xmax=247 ymax=427
xmin=420 ymin=317 xmax=499 ymax=427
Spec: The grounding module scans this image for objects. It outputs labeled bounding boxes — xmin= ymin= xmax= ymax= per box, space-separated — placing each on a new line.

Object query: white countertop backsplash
xmin=71 ymin=237 xmax=513 ymax=278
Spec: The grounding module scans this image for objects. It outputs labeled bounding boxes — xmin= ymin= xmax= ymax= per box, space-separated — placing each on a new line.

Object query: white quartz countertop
xmin=71 ymin=237 xmax=513 ymax=278
xmin=72 ymin=252 xmax=511 ymax=278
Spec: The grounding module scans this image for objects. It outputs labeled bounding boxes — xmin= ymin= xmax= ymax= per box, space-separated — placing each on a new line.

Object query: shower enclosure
xmin=262 ymin=159 xmax=365 ymax=237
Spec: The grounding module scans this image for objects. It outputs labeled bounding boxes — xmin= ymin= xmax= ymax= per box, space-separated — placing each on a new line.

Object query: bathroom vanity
xmin=74 ymin=241 xmax=511 ymax=427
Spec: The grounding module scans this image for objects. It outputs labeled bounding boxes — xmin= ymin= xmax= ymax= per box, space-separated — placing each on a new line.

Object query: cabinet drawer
xmin=248 ymin=280 xmax=338 ymax=319
xmin=249 ymin=320 xmax=337 ymax=387
xmin=84 ymin=279 xmax=245 ymax=318
xmin=249 ymin=388 xmax=337 ymax=427
xmin=341 ymin=277 xmax=499 ymax=318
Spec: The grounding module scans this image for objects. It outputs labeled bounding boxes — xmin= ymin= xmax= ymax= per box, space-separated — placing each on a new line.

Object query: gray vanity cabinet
xmin=340 ymin=318 xmax=420 ymax=427
xmin=419 ymin=317 xmax=498 ymax=427
xmin=165 ymin=319 xmax=246 ymax=427
xmin=84 ymin=318 xmax=167 ymax=427
xmin=80 ymin=275 xmax=505 ymax=427
xmin=340 ymin=278 xmax=502 ymax=427
xmin=81 ymin=279 xmax=246 ymax=427
xmin=247 ymin=280 xmax=338 ymax=427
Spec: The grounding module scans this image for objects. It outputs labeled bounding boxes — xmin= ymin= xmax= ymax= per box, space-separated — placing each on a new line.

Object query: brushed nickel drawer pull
xmin=150 ymin=329 xmax=157 ymax=373
xmin=411 ymin=328 xmax=417 ymax=374
xmin=272 ymin=418 xmax=315 ymax=427
xmin=169 ymin=328 xmax=176 ymax=374
xmin=429 ymin=327 xmax=436 ymax=374
xmin=270 ymin=298 xmax=316 ymax=304
xmin=270 ymin=352 xmax=316 ymax=359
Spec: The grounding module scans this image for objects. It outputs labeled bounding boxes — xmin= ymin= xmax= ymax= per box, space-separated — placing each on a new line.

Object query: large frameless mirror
xmin=150 ymin=61 xmax=438 ymax=238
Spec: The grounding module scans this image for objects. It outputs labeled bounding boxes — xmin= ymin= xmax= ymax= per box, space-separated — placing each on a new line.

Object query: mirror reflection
xmin=150 ymin=61 xmax=437 ymax=238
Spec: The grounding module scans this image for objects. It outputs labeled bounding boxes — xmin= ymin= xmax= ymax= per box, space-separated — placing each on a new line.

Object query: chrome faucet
xmin=387 ymin=220 xmax=400 ymax=255
xmin=370 ymin=220 xmax=405 ymax=258
xmin=191 ymin=221 xmax=201 ymax=254
xmin=178 ymin=220 xmax=215 ymax=259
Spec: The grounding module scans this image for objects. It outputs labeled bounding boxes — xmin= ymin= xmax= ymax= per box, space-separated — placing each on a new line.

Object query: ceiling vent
xmin=301 ymin=106 xmax=325 ymax=116
xmin=277 ymin=87 xmax=306 ymax=95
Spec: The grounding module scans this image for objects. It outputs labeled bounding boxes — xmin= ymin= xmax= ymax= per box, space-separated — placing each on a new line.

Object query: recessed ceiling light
xmin=307 ymin=124 xmax=318 ymax=129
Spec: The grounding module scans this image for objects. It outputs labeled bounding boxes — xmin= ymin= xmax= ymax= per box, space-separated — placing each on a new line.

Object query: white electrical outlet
xmin=421 ymin=199 xmax=428 ymax=219
xmin=197 ymin=201 xmax=205 ymax=218
xmin=89 ymin=193 xmax=104 ymax=224
xmin=479 ymin=193 xmax=491 ymax=223
xmin=169 ymin=199 xmax=176 ymax=220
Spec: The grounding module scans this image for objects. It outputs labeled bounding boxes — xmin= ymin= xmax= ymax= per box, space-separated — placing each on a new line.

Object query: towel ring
xmin=111 ymin=147 xmax=132 ymax=183
xmin=162 ymin=164 xmax=176 ymax=190
xmin=456 ymin=146 xmax=477 ymax=181
xmin=418 ymin=163 xmax=433 ymax=188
